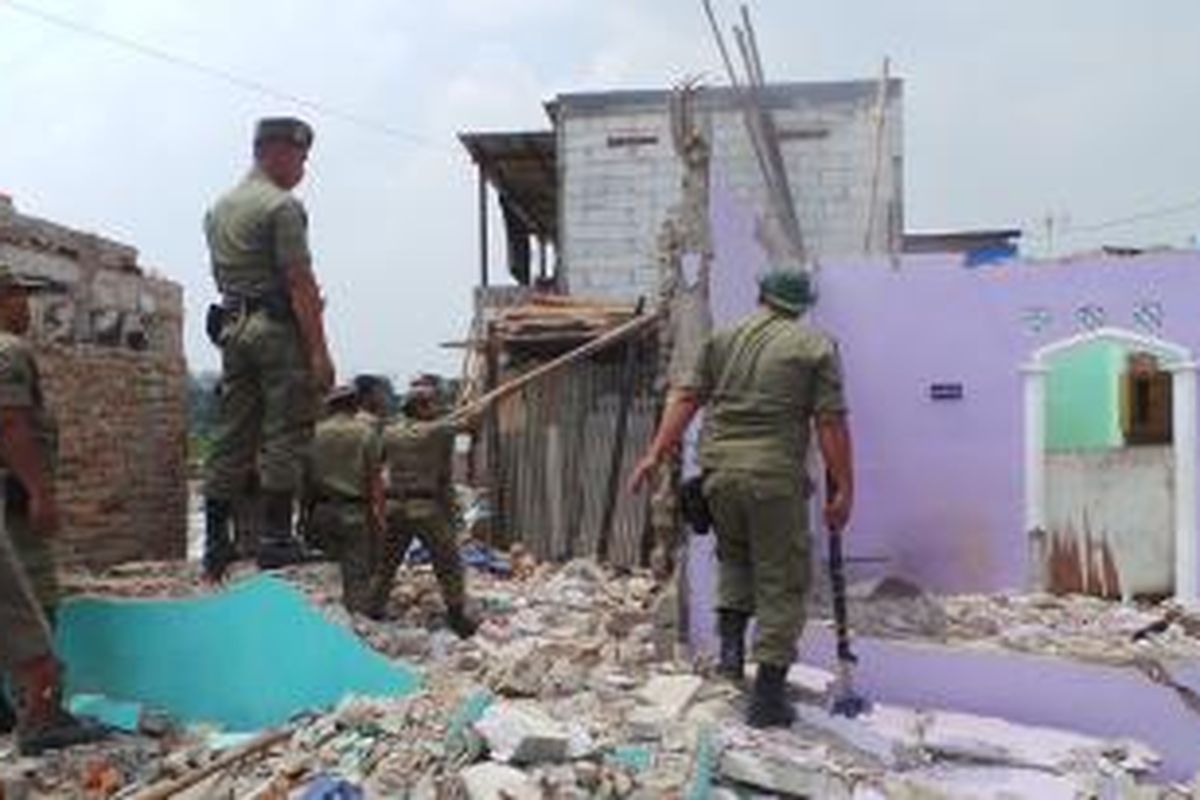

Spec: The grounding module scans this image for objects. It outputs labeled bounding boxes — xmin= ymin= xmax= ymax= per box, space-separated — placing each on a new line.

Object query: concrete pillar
xmin=1169 ymin=362 xmax=1198 ymax=606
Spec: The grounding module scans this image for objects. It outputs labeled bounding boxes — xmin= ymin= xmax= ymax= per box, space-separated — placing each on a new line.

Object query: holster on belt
xmin=680 ymin=474 xmax=712 ymax=535
xmin=205 ymin=304 xmax=226 ymax=346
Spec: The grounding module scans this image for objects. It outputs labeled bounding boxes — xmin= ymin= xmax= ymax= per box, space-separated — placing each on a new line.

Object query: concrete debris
xmin=2 ymin=556 xmax=1188 ymax=798
xmin=460 ymin=761 xmax=539 ymax=800
xmin=719 ymin=740 xmax=852 ymax=798
xmin=813 ymin=577 xmax=1200 ymax=666
xmin=635 ymin=673 xmax=703 ymax=719
xmin=474 ymin=701 xmax=581 ymax=764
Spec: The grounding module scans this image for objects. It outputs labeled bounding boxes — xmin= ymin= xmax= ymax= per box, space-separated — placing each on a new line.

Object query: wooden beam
xmin=478 ymin=165 xmax=489 ymax=288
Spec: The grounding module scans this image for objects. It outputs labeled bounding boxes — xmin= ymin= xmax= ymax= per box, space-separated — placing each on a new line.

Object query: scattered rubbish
xmin=1 ymin=556 xmax=1187 ymax=798
xmin=298 ymin=773 xmax=365 ymax=800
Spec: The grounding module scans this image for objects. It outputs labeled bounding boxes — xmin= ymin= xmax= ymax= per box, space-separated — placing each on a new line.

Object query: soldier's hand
xmin=627 ymin=453 xmax=659 ymax=494
xmin=30 ymin=491 xmax=60 ymax=536
xmin=311 ymin=349 xmax=335 ymax=394
xmin=824 ymin=490 xmax=851 ymax=535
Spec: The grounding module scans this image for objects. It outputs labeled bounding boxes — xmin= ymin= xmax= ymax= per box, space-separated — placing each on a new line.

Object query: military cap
xmin=758 ymin=268 xmax=816 ymax=316
xmin=325 ymin=384 xmax=358 ymax=408
xmin=254 ymin=117 xmax=314 ymax=150
xmin=409 ymin=373 xmax=439 ymax=390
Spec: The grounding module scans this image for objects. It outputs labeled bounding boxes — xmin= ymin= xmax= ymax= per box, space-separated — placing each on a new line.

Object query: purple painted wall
xmin=703 ymin=182 xmax=1200 ymax=595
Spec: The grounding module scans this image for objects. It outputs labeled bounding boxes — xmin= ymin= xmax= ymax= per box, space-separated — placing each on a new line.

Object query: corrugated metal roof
xmin=459 ymin=130 xmax=557 ymax=242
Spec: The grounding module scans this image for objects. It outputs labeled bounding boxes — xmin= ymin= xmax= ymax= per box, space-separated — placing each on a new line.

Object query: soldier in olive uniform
xmin=0 ymin=264 xmax=107 ymax=754
xmin=374 ymin=375 xmax=476 ymax=636
xmin=631 ymin=270 xmax=854 ymax=728
xmin=202 ymin=117 xmax=336 ymax=581
xmin=302 ymin=386 xmax=384 ymax=614
xmin=353 ymin=374 xmax=394 ymax=429
xmin=0 ymin=277 xmax=61 ymax=624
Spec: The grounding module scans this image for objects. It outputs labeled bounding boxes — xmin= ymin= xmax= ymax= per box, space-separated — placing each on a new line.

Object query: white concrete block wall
xmin=558 ymin=84 xmax=903 ymax=301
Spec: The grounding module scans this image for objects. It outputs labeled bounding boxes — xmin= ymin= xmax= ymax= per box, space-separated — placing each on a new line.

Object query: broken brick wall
xmin=0 ymin=196 xmax=188 ymax=568
xmin=37 ymin=340 xmax=188 ymax=568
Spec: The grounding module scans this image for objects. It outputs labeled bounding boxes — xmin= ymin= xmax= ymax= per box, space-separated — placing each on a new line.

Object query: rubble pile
xmin=811 ymin=576 xmax=1200 ymax=666
xmin=0 ymin=557 xmax=1194 ymax=797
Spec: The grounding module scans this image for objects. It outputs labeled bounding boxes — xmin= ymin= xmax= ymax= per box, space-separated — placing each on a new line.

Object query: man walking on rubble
xmin=630 ymin=269 xmax=854 ymax=728
xmin=302 ymin=385 xmax=385 ymax=614
xmin=0 ymin=264 xmax=107 ymax=754
xmin=374 ymin=374 xmax=477 ymax=636
xmin=201 ymin=116 xmax=336 ymax=582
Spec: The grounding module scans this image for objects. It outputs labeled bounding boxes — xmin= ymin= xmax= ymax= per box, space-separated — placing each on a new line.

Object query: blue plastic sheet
xmin=55 ymin=575 xmax=420 ymax=732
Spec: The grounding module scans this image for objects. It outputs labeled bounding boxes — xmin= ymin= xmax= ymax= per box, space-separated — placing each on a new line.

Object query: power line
xmin=1063 ymin=197 xmax=1200 ymax=236
xmin=0 ymin=0 xmax=439 ymax=149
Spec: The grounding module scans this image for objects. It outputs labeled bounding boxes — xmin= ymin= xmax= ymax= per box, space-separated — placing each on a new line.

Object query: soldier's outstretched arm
xmin=628 ymin=389 xmax=701 ymax=492
xmin=0 ymin=407 xmax=57 ymax=534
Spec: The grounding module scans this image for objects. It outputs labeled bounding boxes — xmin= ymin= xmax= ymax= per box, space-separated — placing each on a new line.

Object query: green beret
xmin=758 ymin=269 xmax=815 ymax=315
xmin=254 ymin=117 xmax=314 ymax=150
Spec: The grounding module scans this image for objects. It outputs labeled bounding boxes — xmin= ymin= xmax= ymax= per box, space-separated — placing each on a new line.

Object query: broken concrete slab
xmin=626 ymin=706 xmax=669 ymax=741
xmin=473 ymin=700 xmax=591 ymax=765
xmin=794 ymin=703 xmax=921 ymax=769
xmin=921 ymin=709 xmax=1161 ymax=774
xmin=719 ymin=742 xmax=851 ymax=799
xmin=635 ymin=674 xmax=703 ymax=719
xmin=460 ymin=761 xmax=539 ymax=800
xmin=876 ymin=765 xmax=1094 ymax=800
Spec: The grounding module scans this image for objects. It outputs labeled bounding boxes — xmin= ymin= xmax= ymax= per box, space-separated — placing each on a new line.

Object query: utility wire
xmin=1064 ymin=197 xmax=1200 ymax=236
xmin=0 ymin=0 xmax=439 ymax=149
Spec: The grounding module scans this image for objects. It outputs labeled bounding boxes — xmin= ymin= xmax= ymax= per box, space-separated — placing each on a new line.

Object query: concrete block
xmin=474 ymin=701 xmax=581 ymax=764
xmin=719 ymin=745 xmax=852 ymax=798
xmin=636 ymin=674 xmax=704 ymax=719
xmin=460 ymin=762 xmax=538 ymax=800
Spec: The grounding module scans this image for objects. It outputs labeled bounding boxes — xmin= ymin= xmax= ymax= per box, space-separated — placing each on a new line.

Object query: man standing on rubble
xmin=302 ymin=386 xmax=385 ymax=614
xmin=630 ymin=269 xmax=853 ymax=729
xmin=201 ymin=117 xmax=336 ymax=582
xmin=353 ymin=374 xmax=394 ymax=429
xmin=374 ymin=375 xmax=477 ymax=636
xmin=0 ymin=264 xmax=107 ymax=754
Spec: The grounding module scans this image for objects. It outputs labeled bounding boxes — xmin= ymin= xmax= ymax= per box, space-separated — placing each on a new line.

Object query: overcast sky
xmin=3 ymin=0 xmax=1198 ymax=378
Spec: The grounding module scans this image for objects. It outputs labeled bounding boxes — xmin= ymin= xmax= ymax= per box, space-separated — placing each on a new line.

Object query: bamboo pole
xmin=129 ymin=729 xmax=292 ymax=800
xmin=449 ymin=309 xmax=661 ymax=426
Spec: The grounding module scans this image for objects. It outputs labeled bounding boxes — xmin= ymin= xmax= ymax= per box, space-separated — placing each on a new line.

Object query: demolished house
xmin=0 ymin=194 xmax=187 ymax=568
xmin=4 ymin=20 xmax=1200 ymax=798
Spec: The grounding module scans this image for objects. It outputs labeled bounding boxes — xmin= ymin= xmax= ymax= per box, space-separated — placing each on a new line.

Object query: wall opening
xmin=1024 ymin=327 xmax=1197 ymax=605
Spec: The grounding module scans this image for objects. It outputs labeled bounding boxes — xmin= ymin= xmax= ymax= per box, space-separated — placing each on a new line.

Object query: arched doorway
xmin=1022 ymin=327 xmax=1197 ymax=605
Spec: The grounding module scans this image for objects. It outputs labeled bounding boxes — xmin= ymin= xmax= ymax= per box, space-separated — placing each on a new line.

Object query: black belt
xmin=223 ymin=294 xmax=290 ymax=317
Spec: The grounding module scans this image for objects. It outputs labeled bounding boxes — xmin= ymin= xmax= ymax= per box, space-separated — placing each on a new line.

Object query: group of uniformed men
xmin=0 ymin=113 xmax=852 ymax=747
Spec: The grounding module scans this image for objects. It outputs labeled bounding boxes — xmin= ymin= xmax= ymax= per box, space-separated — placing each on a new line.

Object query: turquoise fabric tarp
xmin=55 ymin=575 xmax=420 ymax=732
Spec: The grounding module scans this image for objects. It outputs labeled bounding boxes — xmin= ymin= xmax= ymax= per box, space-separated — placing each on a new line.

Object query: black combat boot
xmin=257 ymin=491 xmax=306 ymax=570
xmin=747 ymin=663 xmax=796 ymax=729
xmin=14 ymin=655 xmax=108 ymax=756
xmin=717 ymin=609 xmax=750 ymax=683
xmin=203 ymin=497 xmax=237 ymax=582
xmin=446 ymin=604 xmax=479 ymax=639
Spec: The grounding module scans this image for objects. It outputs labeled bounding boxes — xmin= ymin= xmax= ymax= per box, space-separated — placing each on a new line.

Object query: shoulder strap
xmin=712 ymin=313 xmax=790 ymax=398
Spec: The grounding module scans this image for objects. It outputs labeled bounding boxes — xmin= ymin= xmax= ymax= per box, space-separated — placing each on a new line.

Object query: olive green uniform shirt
xmin=307 ymin=413 xmax=383 ymax=500
xmin=204 ymin=167 xmax=310 ymax=299
xmin=381 ymin=418 xmax=454 ymax=512
xmin=688 ymin=308 xmax=846 ymax=475
xmin=0 ymin=331 xmax=61 ymax=612
xmin=0 ymin=332 xmax=57 ymax=483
